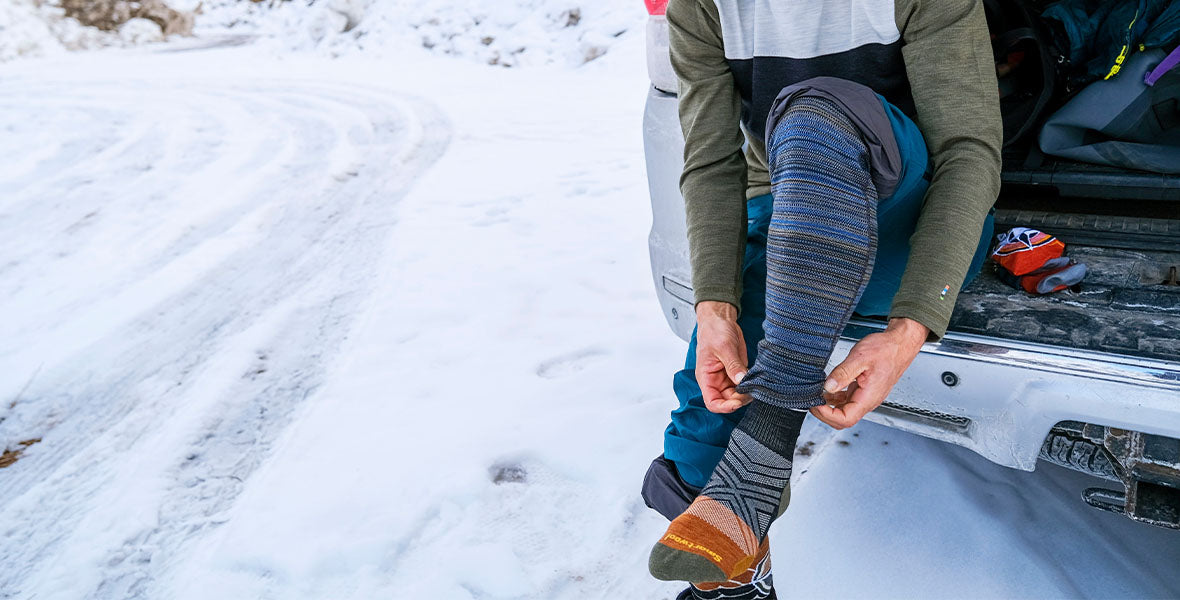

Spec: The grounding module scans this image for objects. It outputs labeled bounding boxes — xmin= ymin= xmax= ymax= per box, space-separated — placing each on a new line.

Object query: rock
xmin=59 ymin=0 xmax=194 ymax=37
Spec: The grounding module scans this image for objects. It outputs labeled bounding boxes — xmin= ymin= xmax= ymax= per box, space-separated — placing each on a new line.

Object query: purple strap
xmin=1145 ymin=45 xmax=1180 ymax=86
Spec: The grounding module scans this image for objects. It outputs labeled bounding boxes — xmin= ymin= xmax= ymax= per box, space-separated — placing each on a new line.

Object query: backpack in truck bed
xmin=1038 ymin=47 xmax=1180 ymax=174
xmin=1042 ymin=0 xmax=1180 ymax=87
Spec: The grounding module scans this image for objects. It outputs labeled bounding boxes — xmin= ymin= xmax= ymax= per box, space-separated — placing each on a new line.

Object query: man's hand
xmin=695 ymin=301 xmax=751 ymax=414
xmin=810 ymin=317 xmax=929 ymax=430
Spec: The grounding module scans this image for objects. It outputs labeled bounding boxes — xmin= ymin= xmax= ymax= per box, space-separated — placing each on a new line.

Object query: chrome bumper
xmin=840 ymin=320 xmax=1180 ymax=471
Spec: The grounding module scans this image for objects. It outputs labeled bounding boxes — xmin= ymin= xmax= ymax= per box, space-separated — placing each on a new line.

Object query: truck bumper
xmin=841 ymin=321 xmax=1180 ymax=471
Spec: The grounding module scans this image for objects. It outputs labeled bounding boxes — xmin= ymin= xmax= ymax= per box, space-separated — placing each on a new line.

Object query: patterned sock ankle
xmin=734 ymin=94 xmax=878 ymax=410
xmin=649 ymin=402 xmax=804 ymax=583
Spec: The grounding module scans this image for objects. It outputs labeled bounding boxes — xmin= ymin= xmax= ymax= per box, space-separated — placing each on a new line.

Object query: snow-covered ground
xmin=2 ymin=14 xmax=1180 ymax=600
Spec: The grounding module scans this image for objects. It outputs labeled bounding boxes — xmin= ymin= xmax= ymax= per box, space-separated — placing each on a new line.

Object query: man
xmin=640 ymin=1 xmax=1002 ymax=598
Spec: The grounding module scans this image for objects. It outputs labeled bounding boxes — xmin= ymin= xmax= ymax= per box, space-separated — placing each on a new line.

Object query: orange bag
xmin=991 ymin=227 xmax=1066 ymax=276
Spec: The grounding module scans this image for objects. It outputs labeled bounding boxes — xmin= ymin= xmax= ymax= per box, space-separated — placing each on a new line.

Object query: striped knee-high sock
xmin=649 ymin=95 xmax=876 ymax=584
xmin=736 ymin=94 xmax=878 ymax=409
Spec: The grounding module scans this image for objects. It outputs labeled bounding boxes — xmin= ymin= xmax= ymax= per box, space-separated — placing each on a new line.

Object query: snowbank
xmin=403 ymin=1 xmax=641 ymax=66
xmin=194 ymin=0 xmax=644 ymax=67
xmin=1 ymin=1 xmax=67 ymax=62
xmin=0 ymin=0 xmax=175 ymax=63
xmin=3 ymin=1 xmax=643 ymax=67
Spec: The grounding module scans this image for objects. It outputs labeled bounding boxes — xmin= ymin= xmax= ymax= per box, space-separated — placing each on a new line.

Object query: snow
xmin=2 ymin=7 xmax=1180 ymax=600
xmin=3 ymin=0 xmax=641 ymax=67
xmin=194 ymin=0 xmax=642 ymax=67
xmin=0 ymin=0 xmax=153 ymax=63
xmin=118 ymin=18 xmax=166 ymax=45
xmin=0 ymin=0 xmax=67 ymax=62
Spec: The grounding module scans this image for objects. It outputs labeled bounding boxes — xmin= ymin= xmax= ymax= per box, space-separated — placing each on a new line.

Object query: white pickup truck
xmin=640 ymin=0 xmax=1180 ymax=529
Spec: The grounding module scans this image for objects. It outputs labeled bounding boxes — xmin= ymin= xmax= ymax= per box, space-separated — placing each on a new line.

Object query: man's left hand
xmin=809 ymin=317 xmax=929 ymax=430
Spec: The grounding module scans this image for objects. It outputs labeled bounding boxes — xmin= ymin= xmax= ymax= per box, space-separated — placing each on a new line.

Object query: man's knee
xmin=766 ymin=77 xmax=905 ymax=201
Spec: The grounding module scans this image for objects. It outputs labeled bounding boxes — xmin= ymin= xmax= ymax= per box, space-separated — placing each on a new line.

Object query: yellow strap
xmin=1104 ymin=9 xmax=1141 ymax=80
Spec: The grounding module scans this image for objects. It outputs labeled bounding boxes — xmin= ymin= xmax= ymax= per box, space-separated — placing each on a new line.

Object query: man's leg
xmin=661 ymin=194 xmax=773 ymax=490
xmin=650 ymin=94 xmax=874 ymax=584
xmin=647 ymin=83 xmax=994 ymax=588
xmin=657 ymin=93 xmax=991 ymax=493
xmin=644 ymin=194 xmax=777 ymax=599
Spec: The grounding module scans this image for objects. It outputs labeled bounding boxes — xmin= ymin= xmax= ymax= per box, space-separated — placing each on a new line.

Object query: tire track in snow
xmin=0 ymin=76 xmax=449 ymax=598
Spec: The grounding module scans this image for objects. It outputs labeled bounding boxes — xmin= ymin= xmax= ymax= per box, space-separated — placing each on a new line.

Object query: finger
xmin=712 ymin=400 xmax=745 ymax=413
xmin=809 ymin=404 xmax=850 ymax=430
xmin=808 ymin=405 xmax=832 ymax=427
xmin=816 ymin=381 xmax=867 ymax=427
xmin=736 ymin=330 xmax=749 ymax=375
xmin=702 ymin=389 xmax=730 ymax=410
xmin=717 ymin=387 xmax=753 ymax=408
xmin=825 ymin=355 xmax=867 ymax=395
xmin=837 ymin=383 xmax=883 ymax=425
xmin=697 ymin=365 xmax=728 ymax=406
xmin=704 ymin=381 xmax=752 ymax=412
xmin=813 ymin=382 xmax=882 ymax=429
xmin=821 ymin=387 xmax=853 ymax=408
xmin=718 ymin=343 xmax=748 ymax=386
xmin=705 ymin=399 xmax=737 ymax=414
xmin=705 ymin=395 xmax=749 ymax=414
xmin=821 ymin=378 xmax=859 ymax=408
xmin=700 ymin=380 xmax=735 ymax=403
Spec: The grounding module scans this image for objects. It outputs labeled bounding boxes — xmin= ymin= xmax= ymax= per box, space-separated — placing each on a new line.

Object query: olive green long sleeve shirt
xmin=668 ymin=0 xmax=1002 ymax=339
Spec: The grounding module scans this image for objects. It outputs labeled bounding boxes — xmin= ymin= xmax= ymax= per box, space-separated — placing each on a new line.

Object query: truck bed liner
xmin=945 ymin=243 xmax=1180 ymax=362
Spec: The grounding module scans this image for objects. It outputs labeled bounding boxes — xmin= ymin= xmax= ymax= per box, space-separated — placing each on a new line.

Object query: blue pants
xmin=664 ymin=98 xmax=994 ymax=488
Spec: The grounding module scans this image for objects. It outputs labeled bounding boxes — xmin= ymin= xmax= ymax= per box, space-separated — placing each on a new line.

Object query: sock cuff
xmin=738 ymin=379 xmax=825 ymax=412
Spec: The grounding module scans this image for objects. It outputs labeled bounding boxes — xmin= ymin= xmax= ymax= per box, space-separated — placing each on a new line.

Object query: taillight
xmin=645 ymin=0 xmax=677 ymax=93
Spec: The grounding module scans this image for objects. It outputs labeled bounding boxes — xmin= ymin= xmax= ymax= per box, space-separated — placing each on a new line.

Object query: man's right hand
xmin=695 ymin=301 xmax=752 ymax=414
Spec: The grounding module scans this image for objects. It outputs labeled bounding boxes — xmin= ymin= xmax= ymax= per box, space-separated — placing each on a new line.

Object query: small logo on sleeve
xmin=940 ymin=284 xmax=950 ymax=300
